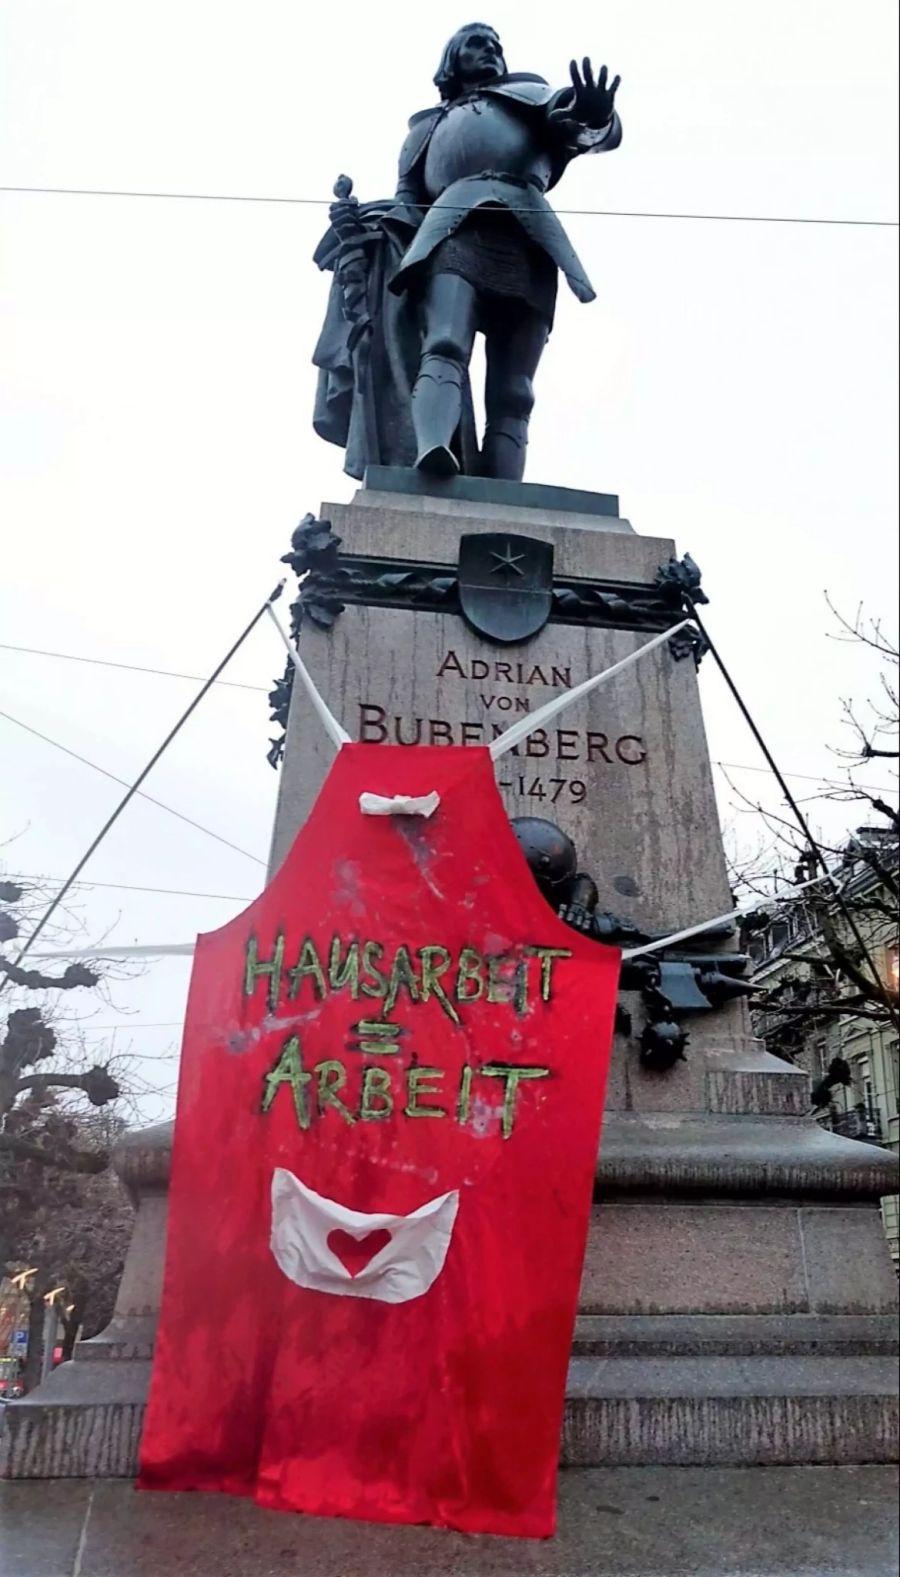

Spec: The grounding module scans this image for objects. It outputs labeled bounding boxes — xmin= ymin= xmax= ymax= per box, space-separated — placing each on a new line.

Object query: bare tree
xmin=17 ymin=1112 xmax=134 ymax=1364
xmin=728 ymin=605 xmax=898 ymax=1047
xmin=1 ymin=875 xmax=134 ymax=1386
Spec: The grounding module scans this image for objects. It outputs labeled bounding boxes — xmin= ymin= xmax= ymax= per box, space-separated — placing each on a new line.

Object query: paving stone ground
xmin=0 ymin=1466 xmax=897 ymax=1577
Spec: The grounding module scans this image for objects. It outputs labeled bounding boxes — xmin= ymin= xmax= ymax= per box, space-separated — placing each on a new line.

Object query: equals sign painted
xmin=347 ymin=1020 xmax=409 ymax=1056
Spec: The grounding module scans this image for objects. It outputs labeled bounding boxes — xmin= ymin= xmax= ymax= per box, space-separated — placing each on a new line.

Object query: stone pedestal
xmin=4 ymin=477 xmax=896 ymax=1479
xmin=269 ymin=485 xmax=721 ymax=931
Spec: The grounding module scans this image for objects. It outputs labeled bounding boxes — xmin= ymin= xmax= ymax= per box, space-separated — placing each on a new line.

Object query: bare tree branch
xmin=0 ymin=959 xmax=99 ymax=992
xmin=824 ymin=594 xmax=899 ymax=660
xmin=753 ymin=1003 xmax=887 ymax=1021
xmin=15 ymin=1067 xmax=120 ymax=1106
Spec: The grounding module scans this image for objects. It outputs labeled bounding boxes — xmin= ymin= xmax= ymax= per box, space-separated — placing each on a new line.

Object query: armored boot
xmin=412 ymin=354 xmax=463 ymax=476
xmin=480 ymin=416 xmax=529 ymax=482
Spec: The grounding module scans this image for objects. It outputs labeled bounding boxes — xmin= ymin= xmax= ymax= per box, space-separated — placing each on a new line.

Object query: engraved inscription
xmin=354 ymin=645 xmax=649 ymax=809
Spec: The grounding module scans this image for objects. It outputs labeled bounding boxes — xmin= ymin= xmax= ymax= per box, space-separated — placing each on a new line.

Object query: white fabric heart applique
xmin=270 ymin=1167 xmax=459 ymax=1304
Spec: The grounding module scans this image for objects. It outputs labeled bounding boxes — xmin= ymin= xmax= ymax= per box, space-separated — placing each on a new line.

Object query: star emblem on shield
xmin=457 ymin=533 xmax=554 ymax=644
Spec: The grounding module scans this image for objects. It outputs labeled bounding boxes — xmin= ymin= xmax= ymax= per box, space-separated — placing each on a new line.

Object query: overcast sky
xmin=1 ymin=0 xmax=897 ymax=1124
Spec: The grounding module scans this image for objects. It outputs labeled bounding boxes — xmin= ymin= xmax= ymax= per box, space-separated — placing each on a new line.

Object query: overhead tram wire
xmin=0 ymin=641 xmax=267 ymax=693
xmin=3 ymin=581 xmax=284 ymax=976
xmin=1 ymin=184 xmax=896 ymax=229
xmin=0 ymin=708 xmax=266 ymax=867
xmin=6 ymin=875 xmax=253 ymax=902
xmin=74 ymin=1021 xmax=184 ymax=1032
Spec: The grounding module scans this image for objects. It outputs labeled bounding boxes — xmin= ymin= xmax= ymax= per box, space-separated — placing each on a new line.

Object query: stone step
xmin=573 ymin=1313 xmax=900 ymax=1357
xmin=5 ymin=1350 xmax=897 ymax=1480
xmin=563 ymin=1354 xmax=899 ymax=1467
xmin=596 ymin=1113 xmax=900 ymax=1198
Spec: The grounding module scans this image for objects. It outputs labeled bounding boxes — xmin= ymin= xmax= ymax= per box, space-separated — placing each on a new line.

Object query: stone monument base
xmin=4 ymin=1115 xmax=896 ymax=1478
xmin=3 ymin=478 xmax=897 ymax=1479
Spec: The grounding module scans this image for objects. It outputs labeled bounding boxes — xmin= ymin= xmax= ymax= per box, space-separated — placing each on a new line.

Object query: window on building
xmin=844 ymin=1055 xmax=870 ymax=1118
xmin=847 ymin=1057 xmax=881 ymax=1140
xmin=747 ymin=935 xmax=766 ymax=965
xmin=888 ymin=1038 xmax=900 ymax=1116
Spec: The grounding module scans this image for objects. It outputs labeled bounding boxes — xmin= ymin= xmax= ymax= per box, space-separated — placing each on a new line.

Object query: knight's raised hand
xmin=562 ymin=57 xmax=621 ymax=129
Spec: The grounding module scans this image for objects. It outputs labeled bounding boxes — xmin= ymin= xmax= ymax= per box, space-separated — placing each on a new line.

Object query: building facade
xmin=748 ymin=833 xmax=899 ymax=1266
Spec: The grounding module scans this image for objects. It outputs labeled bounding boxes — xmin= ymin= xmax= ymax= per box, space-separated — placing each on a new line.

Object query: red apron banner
xmin=138 ymin=745 xmax=619 ymax=1538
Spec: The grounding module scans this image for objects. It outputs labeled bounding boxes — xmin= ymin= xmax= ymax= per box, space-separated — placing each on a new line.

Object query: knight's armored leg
xmin=481 ymin=414 xmax=530 ymax=482
xmin=412 ymin=355 xmax=466 ymax=477
xmin=413 ymin=273 xmax=478 ymax=476
xmin=483 ymin=310 xmax=549 ymax=482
